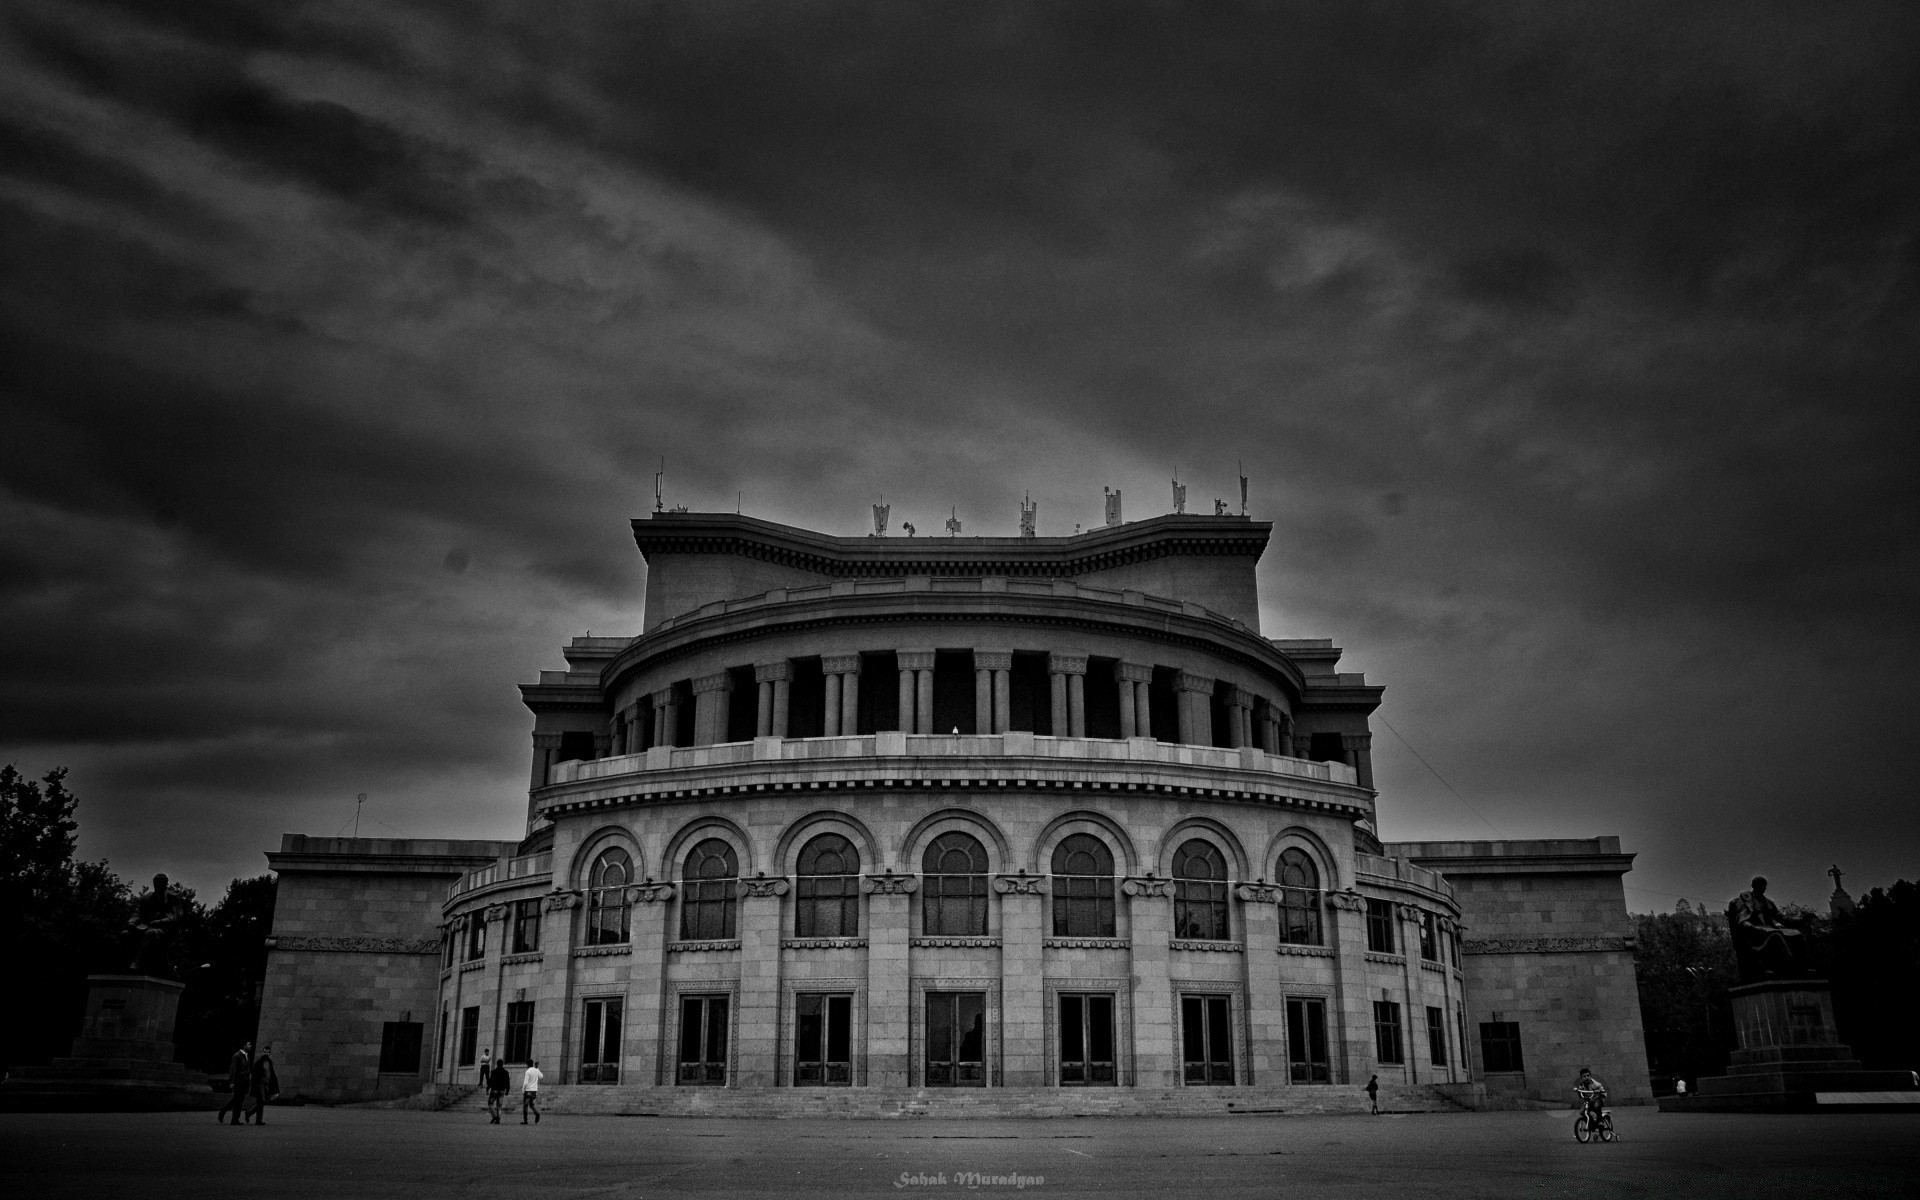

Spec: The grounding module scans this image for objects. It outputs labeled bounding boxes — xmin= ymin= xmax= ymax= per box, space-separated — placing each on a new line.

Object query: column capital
xmin=1235 ymin=883 xmax=1283 ymax=904
xmin=992 ymin=872 xmax=1048 ymax=896
xmin=626 ymin=882 xmax=676 ymax=904
xmin=692 ymin=671 xmax=732 ymax=695
xmin=1173 ymin=670 xmax=1214 ymax=695
xmin=821 ymin=653 xmax=862 ymax=675
xmin=1121 ymin=875 xmax=1173 ymax=898
xmin=754 ymin=660 xmax=792 ymax=683
xmin=862 ymin=871 xmax=919 ymax=895
xmin=897 ymin=648 xmax=936 ymax=671
xmin=543 ymin=890 xmax=580 ymax=912
xmin=1116 ymin=660 xmax=1154 ymax=684
xmin=742 ymin=875 xmax=791 ymax=898
xmin=1341 ymin=732 xmax=1373 ymax=750
xmin=1228 ymin=685 xmax=1256 ymax=709
xmin=532 ymin=732 xmax=563 ymax=749
xmin=651 ymin=686 xmax=676 ymax=706
xmin=1047 ymin=652 xmax=1088 ymax=675
xmin=973 ymin=649 xmax=1013 ymax=672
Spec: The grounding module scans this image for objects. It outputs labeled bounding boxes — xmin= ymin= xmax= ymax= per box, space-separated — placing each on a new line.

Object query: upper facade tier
xmin=633 ymin=511 xmax=1271 ymax=631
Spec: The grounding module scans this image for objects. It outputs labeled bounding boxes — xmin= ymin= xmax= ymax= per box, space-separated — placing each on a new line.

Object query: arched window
xmin=1173 ymin=839 xmax=1229 ymax=940
xmin=921 ymin=831 xmax=989 ymax=936
xmin=585 ymin=846 xmax=632 ymax=945
xmin=1277 ymin=848 xmax=1322 ymax=946
xmin=679 ymin=838 xmax=738 ymax=941
xmin=1050 ymin=834 xmax=1116 ymax=938
xmin=796 ymin=833 xmax=861 ymax=938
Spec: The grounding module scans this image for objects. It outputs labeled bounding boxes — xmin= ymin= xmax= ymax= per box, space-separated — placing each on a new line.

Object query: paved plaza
xmin=3 ymin=1106 xmax=1917 ymax=1199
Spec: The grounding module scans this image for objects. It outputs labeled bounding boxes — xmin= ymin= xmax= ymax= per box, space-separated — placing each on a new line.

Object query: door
xmin=795 ymin=993 xmax=853 ymax=1086
xmin=926 ymin=992 xmax=987 ymax=1087
xmin=1180 ymin=994 xmax=1235 ymax=1085
xmin=1058 ymin=993 xmax=1116 ymax=1085
xmin=678 ymin=995 xmax=729 ymax=1085
xmin=1286 ymin=997 xmax=1330 ymax=1084
xmin=579 ymin=998 xmax=622 ymax=1083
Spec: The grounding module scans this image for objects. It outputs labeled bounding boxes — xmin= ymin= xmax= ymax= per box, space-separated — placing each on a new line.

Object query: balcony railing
xmin=449 ymin=849 xmax=553 ymax=900
xmin=549 ymin=732 xmax=1359 ymax=787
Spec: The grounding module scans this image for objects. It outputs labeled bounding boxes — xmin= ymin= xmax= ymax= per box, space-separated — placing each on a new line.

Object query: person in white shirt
xmin=521 ymin=1061 xmax=543 ymax=1124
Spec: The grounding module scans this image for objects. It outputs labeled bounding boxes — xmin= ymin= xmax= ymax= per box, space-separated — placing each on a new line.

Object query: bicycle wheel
xmin=1574 ymin=1113 xmax=1592 ymax=1143
xmin=1599 ymin=1115 xmax=1615 ymax=1143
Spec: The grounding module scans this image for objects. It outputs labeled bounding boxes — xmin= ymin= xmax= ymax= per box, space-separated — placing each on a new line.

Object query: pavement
xmin=2 ymin=1105 xmax=1917 ymax=1199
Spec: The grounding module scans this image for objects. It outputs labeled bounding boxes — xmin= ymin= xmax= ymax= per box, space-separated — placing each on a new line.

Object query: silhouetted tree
xmin=175 ymin=874 xmax=277 ymax=1069
xmin=1633 ymin=900 xmax=1737 ymax=1088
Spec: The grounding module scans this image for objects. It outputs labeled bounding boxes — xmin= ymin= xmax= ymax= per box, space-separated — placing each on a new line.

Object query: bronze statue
xmin=129 ymin=873 xmax=190 ymax=979
xmin=1727 ymin=875 xmax=1811 ymax=982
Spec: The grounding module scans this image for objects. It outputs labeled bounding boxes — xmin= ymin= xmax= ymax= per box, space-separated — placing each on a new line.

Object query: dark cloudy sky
xmin=4 ymin=1 xmax=1917 ymax=912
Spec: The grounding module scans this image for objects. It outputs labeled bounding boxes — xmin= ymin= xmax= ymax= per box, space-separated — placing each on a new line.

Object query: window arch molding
xmin=773 ymin=810 xmax=882 ymax=878
xmin=900 ymin=809 xmax=1010 ymax=879
xmin=1029 ymin=810 xmax=1138 ymax=878
xmin=1152 ymin=817 xmax=1249 ymax=882
xmin=1261 ymin=826 xmax=1342 ymax=892
xmin=661 ymin=816 xmax=755 ymax=881
xmin=569 ymin=826 xmax=644 ymax=891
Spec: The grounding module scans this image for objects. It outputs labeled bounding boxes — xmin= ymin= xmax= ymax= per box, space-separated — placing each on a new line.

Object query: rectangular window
xmin=925 ymin=992 xmax=987 ymax=1088
xmin=1174 ymin=879 xmax=1229 ymax=941
xmin=503 ymin=1001 xmax=534 ymax=1063
xmin=436 ymin=1006 xmax=448 ymax=1070
xmin=1286 ymin=997 xmax=1330 ymax=1084
xmin=1280 ymin=891 xmax=1322 ymax=946
xmin=678 ymin=995 xmax=730 ymax=1085
xmin=579 ymin=998 xmax=623 ymax=1083
xmin=512 ymin=899 xmax=541 ymax=954
xmin=1418 ymin=911 xmax=1439 ymax=962
xmin=1480 ymin=1021 xmax=1525 ymax=1073
xmin=1057 ymin=993 xmax=1116 ymax=1086
xmin=379 ymin=1021 xmax=423 ymax=1074
xmin=1051 ymin=876 xmax=1117 ymax=938
xmin=1365 ymin=899 xmax=1396 ymax=954
xmin=922 ymin=874 xmax=989 ymax=937
xmin=1373 ymin=1000 xmax=1404 ymax=1065
xmin=1179 ymin=994 xmax=1235 ymax=1085
xmin=465 ymin=915 xmax=486 ymax=961
xmin=795 ymin=993 xmax=853 ymax=1086
xmin=680 ymin=878 xmax=737 ymax=941
xmin=457 ymin=1006 xmax=479 ymax=1067
xmin=795 ymin=876 xmax=859 ymax=938
xmin=1426 ymin=1006 xmax=1447 ymax=1066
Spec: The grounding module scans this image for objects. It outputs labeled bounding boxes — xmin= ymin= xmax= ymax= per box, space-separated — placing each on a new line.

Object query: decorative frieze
xmin=573 ymin=944 xmax=631 ymax=958
xmin=862 ymin=871 xmax=919 ymax=895
xmin=271 ymin=934 xmax=440 ymax=955
xmin=482 ymin=904 xmax=510 ymax=923
xmin=625 ymin=882 xmax=675 ymax=904
xmin=1325 ymin=890 xmax=1368 ymax=913
xmin=1464 ymin=935 xmax=1632 ymax=955
xmin=1044 ymin=937 xmax=1130 ymax=950
xmin=669 ymin=940 xmax=742 ymax=953
xmin=1275 ymin=944 xmax=1336 ymax=957
xmin=743 ymin=875 xmax=791 ymax=898
xmin=544 ymin=891 xmax=580 ymax=912
xmin=1234 ymin=883 xmax=1282 ymax=904
xmin=782 ymin=937 xmax=869 ymax=950
xmin=1364 ymin=951 xmax=1406 ymax=966
xmin=1121 ymin=876 xmax=1172 ymax=898
xmin=911 ymin=936 xmax=1001 ymax=949
xmin=1171 ymin=940 xmax=1244 ymax=953
xmin=501 ymin=952 xmax=544 ymax=966
xmin=992 ymin=873 xmax=1047 ymax=896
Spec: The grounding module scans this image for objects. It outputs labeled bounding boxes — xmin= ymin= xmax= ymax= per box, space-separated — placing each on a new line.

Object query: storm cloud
xmin=3 ymin=0 xmax=1916 ymax=909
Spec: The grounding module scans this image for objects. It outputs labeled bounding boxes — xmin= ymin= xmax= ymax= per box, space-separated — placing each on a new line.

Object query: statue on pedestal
xmin=1727 ymin=875 xmax=1811 ymax=983
xmin=129 ymin=873 xmax=192 ymax=979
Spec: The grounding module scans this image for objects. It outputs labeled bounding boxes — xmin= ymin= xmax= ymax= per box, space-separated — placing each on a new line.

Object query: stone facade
xmin=260 ymin=511 xmax=1651 ymax=1109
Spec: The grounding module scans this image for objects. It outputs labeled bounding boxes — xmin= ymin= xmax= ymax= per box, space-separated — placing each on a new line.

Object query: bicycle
xmin=1573 ymin=1091 xmax=1614 ymax=1143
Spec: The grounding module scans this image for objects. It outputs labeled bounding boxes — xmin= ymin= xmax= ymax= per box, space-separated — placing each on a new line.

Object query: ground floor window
xmin=1373 ymin=1000 xmax=1404 ymax=1065
xmin=379 ymin=1021 xmax=423 ymax=1074
xmin=678 ymin=995 xmax=730 ymax=1085
xmin=457 ymin=1006 xmax=479 ymax=1067
xmin=1480 ymin=1020 xmax=1524 ymax=1073
xmin=1286 ymin=996 xmax=1330 ymax=1084
xmin=1426 ymin=1006 xmax=1447 ymax=1067
xmin=1180 ymin=994 xmax=1235 ymax=1085
xmin=925 ymin=992 xmax=986 ymax=1087
xmin=580 ymin=998 xmax=622 ymax=1083
xmin=504 ymin=1001 xmax=534 ymax=1064
xmin=1058 ymin=993 xmax=1116 ymax=1086
xmin=795 ymin=993 xmax=853 ymax=1086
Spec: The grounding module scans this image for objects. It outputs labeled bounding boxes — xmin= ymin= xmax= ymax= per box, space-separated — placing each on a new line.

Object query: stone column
xmin=593 ymin=732 xmax=612 ymax=759
xmin=623 ymin=881 xmax=675 ymax=1088
xmin=735 ymin=876 xmax=789 ymax=1087
xmin=1174 ymin=671 xmax=1213 ymax=746
xmin=974 ymin=651 xmax=1011 ymax=734
xmin=1225 ymin=687 xmax=1253 ymax=749
xmin=864 ymin=872 xmax=917 ymax=1086
xmin=823 ymin=672 xmax=843 ymax=736
xmin=691 ymin=672 xmax=731 ymax=745
xmin=1123 ymin=875 xmax=1177 ymax=1087
xmin=994 ymin=873 xmax=1048 ymax=1086
xmin=898 ymin=649 xmax=935 ymax=735
xmin=974 ymin=661 xmax=993 ymax=735
xmin=1292 ymin=727 xmax=1313 ymax=760
xmin=823 ymin=654 xmax=860 ymax=737
xmin=530 ymin=732 xmax=562 ymax=790
xmin=1047 ymin=653 xmax=1086 ymax=736
xmin=755 ymin=661 xmax=792 ymax=738
xmin=839 ymin=657 xmax=861 ymax=736
xmin=1343 ymin=733 xmax=1375 ymax=789
xmin=1117 ymin=662 xmax=1151 ymax=738
xmin=653 ymin=686 xmax=678 ymax=748
xmin=531 ymin=891 xmax=578 ymax=1079
xmin=1236 ymin=883 xmax=1287 ymax=1086
xmin=1326 ymin=890 xmax=1374 ymax=1085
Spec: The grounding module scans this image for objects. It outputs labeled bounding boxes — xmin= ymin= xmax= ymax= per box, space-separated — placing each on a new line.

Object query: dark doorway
xmin=1287 ymin=997 xmax=1330 ymax=1084
xmin=579 ymin=998 xmax=622 ymax=1083
xmin=557 ymin=731 xmax=597 ymax=763
xmin=931 ymin=650 xmax=977 ymax=733
xmin=1009 ymin=652 xmax=1051 ymax=734
xmin=795 ymin=993 xmax=853 ymax=1085
xmin=857 ymin=651 xmax=897 ymax=733
xmin=1180 ymin=994 xmax=1234 ymax=1085
xmin=1084 ymin=659 xmax=1120 ymax=739
xmin=788 ymin=657 xmax=825 ymax=738
xmin=1058 ymin=993 xmax=1116 ymax=1085
xmin=1308 ymin=732 xmax=1346 ymax=764
xmin=672 ymin=679 xmax=695 ymax=746
xmin=677 ymin=995 xmax=729 ymax=1085
xmin=1211 ymin=679 xmax=1234 ymax=747
xmin=726 ymin=665 xmax=757 ymax=742
xmin=1149 ymin=667 xmax=1179 ymax=742
xmin=925 ymin=992 xmax=987 ymax=1087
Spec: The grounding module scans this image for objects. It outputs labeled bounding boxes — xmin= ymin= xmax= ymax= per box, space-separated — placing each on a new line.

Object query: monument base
xmin=1659 ymin=979 xmax=1918 ymax=1113
xmin=0 ymin=975 xmax=218 ymax=1112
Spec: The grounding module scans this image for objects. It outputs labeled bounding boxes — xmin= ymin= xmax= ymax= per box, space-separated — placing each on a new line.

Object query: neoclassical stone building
xmin=260 ymin=510 xmax=1649 ymax=1111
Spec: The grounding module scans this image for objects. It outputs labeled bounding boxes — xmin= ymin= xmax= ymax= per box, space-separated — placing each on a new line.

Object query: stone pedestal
xmin=0 ymin=975 xmax=216 ymax=1111
xmin=1660 ymin=979 xmax=1919 ymax=1112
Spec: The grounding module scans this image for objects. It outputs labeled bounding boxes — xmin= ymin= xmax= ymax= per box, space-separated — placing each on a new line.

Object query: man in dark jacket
xmin=217 ymin=1042 xmax=251 ymax=1125
xmin=246 ymin=1043 xmax=279 ymax=1124
xmin=487 ymin=1061 xmax=511 ymax=1123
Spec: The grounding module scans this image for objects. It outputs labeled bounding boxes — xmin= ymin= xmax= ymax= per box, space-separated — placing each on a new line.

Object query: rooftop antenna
xmin=1171 ymin=472 xmax=1186 ymax=515
xmin=1019 ymin=491 xmax=1037 ymax=538
xmin=653 ymin=459 xmax=665 ymax=513
xmin=737 ymin=491 xmax=742 ymax=514
xmin=1239 ymin=461 xmax=1248 ymax=515
xmin=353 ymin=792 xmax=367 ymax=838
xmin=1103 ymin=486 xmax=1122 ymax=527
xmin=872 ymin=497 xmax=890 ymax=537
xmin=946 ymin=507 xmax=962 ymax=537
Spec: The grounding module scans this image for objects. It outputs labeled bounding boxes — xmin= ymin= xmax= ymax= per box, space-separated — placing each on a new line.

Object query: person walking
xmin=487 ymin=1060 xmax=510 ymax=1123
xmin=477 ymin=1047 xmax=492 ymax=1088
xmin=521 ymin=1061 xmax=543 ymax=1125
xmin=1366 ymin=1073 xmax=1380 ymax=1115
xmin=246 ymin=1043 xmax=279 ymax=1125
xmin=217 ymin=1042 xmax=251 ymax=1126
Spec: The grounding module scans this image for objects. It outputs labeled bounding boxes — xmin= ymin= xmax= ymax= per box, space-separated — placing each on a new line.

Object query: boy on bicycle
xmin=1574 ymin=1066 xmax=1607 ymax=1118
